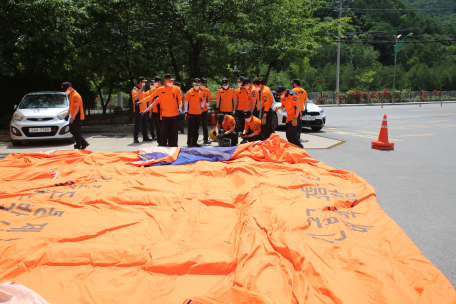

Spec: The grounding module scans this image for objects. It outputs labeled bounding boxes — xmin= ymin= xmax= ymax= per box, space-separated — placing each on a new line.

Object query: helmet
xmin=209 ymin=129 xmax=218 ymax=141
xmin=219 ymin=137 xmax=231 ymax=147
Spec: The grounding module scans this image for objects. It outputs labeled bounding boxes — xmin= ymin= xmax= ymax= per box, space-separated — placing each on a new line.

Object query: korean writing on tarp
xmin=306 ymin=208 xmax=372 ymax=244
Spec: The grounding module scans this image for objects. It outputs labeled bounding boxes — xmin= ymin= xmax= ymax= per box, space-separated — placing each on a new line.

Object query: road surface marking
xmin=397 ymin=133 xmax=438 ymax=137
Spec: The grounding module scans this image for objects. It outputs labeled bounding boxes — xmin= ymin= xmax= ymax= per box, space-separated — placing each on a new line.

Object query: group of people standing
xmin=132 ymin=74 xmax=308 ymax=149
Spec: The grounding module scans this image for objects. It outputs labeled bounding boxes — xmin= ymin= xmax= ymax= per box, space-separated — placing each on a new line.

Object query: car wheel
xmin=311 ymin=127 xmax=322 ymax=131
xmin=272 ymin=112 xmax=278 ymax=130
xmin=11 ymin=139 xmax=22 ymax=146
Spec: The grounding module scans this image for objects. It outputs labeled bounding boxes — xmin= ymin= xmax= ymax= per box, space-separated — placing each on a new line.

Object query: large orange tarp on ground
xmin=0 ymin=135 xmax=455 ymax=303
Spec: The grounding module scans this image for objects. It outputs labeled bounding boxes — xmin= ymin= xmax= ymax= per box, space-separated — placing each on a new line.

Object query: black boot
xmin=143 ymin=137 xmax=153 ymax=142
xmin=134 ymin=138 xmax=139 ymax=143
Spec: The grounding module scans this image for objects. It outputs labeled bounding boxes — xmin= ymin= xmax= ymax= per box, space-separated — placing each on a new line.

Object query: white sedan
xmin=271 ymin=93 xmax=326 ymax=131
xmin=10 ymin=91 xmax=73 ymax=146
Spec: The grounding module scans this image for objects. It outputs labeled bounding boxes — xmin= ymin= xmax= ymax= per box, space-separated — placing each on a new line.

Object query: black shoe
xmin=134 ymin=138 xmax=139 ymax=143
xmin=143 ymin=137 xmax=153 ymax=142
xmin=240 ymin=139 xmax=248 ymax=144
xmin=152 ymin=137 xmax=157 ymax=141
xmin=74 ymin=145 xmax=81 ymax=150
xmin=180 ymin=131 xmax=185 ymax=134
xmin=81 ymin=141 xmax=90 ymax=150
xmin=203 ymin=140 xmax=210 ymax=144
xmin=193 ymin=143 xmax=202 ymax=147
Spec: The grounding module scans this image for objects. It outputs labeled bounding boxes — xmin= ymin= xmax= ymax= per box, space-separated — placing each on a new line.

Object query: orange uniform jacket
xmin=200 ymin=88 xmax=213 ymax=112
xmin=244 ymin=116 xmax=262 ymax=134
xmin=259 ymin=86 xmax=274 ymax=112
xmin=140 ymin=85 xmax=181 ymax=117
xmin=216 ymin=115 xmax=236 ymax=131
xmin=235 ymin=88 xmax=250 ymax=111
xmin=281 ymin=90 xmax=300 ymax=123
xmin=185 ymin=88 xmax=204 ymax=115
xmin=69 ymin=90 xmax=85 ymax=120
xmin=131 ymin=85 xmax=149 ymax=112
xmin=216 ymin=87 xmax=235 ymax=113
xmin=145 ymin=87 xmax=160 ymax=113
xmin=292 ymin=86 xmax=307 ymax=118
xmin=248 ymin=86 xmax=259 ymax=111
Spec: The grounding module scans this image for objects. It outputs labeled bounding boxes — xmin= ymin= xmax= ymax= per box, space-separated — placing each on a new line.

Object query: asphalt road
xmin=306 ymin=103 xmax=456 ymax=288
xmin=0 ymin=103 xmax=455 ymax=288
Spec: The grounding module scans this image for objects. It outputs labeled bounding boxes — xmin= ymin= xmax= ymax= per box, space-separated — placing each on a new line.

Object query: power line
xmin=331 ymin=39 xmax=456 ymax=43
xmin=341 ymin=8 xmax=456 ymax=11
xmin=343 ymin=22 xmax=456 ymax=34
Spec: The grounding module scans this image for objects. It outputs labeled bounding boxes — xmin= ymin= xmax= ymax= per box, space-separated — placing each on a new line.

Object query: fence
xmin=308 ymin=91 xmax=456 ymax=105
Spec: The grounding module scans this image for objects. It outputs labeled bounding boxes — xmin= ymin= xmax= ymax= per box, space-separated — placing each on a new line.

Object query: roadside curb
xmin=319 ymin=101 xmax=456 ymax=107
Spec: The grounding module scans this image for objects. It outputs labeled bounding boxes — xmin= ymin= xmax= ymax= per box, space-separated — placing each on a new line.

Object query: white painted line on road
xmin=397 ymin=134 xmax=439 ymax=137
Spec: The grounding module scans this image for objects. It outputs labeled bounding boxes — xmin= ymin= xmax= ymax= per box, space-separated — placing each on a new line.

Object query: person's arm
xmin=141 ymin=98 xmax=159 ymax=114
xmin=140 ymin=88 xmax=159 ymax=105
xmin=248 ymin=131 xmax=259 ymax=137
xmin=70 ymin=106 xmax=79 ymax=123
xmin=133 ymin=87 xmax=144 ymax=101
xmin=225 ymin=128 xmax=234 ymax=135
xmin=295 ymin=104 xmax=301 ymax=118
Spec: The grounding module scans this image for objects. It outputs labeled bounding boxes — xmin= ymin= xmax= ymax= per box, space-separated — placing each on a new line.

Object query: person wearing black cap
xmin=184 ymin=78 xmax=205 ymax=147
xmin=233 ymin=76 xmax=249 ymax=132
xmin=275 ymin=86 xmax=303 ymax=148
xmin=214 ymin=113 xmax=238 ymax=146
xmin=140 ymin=73 xmax=181 ymax=147
xmin=131 ymin=77 xmax=153 ymax=143
xmin=215 ymin=79 xmax=235 ymax=116
xmin=200 ymin=77 xmax=212 ymax=144
xmin=253 ymin=77 xmax=275 ymax=139
xmin=62 ymin=82 xmax=89 ymax=149
xmin=174 ymin=82 xmax=185 ymax=134
xmin=292 ymin=79 xmax=307 ymax=139
xmin=240 ymin=109 xmax=264 ymax=143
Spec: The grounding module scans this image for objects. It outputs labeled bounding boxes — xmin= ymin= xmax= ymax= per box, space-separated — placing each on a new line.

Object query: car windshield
xmin=19 ymin=94 xmax=68 ymax=109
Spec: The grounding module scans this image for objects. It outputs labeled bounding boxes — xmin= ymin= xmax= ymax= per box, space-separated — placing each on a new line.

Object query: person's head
xmin=237 ymin=76 xmax=245 ymax=88
xmin=137 ymin=76 xmax=147 ymax=87
xmin=243 ymin=109 xmax=253 ymax=122
xmin=193 ymin=78 xmax=201 ymax=90
xmin=153 ymin=76 xmax=162 ymax=87
xmin=217 ymin=113 xmax=226 ymax=125
xmin=164 ymin=73 xmax=175 ymax=87
xmin=221 ymin=78 xmax=229 ymax=89
xmin=175 ymin=82 xmax=182 ymax=89
xmin=241 ymin=78 xmax=251 ymax=90
xmin=292 ymin=79 xmax=301 ymax=88
xmin=253 ymin=77 xmax=263 ymax=91
xmin=200 ymin=77 xmax=207 ymax=89
xmin=61 ymin=82 xmax=74 ymax=95
xmin=275 ymin=86 xmax=287 ymax=98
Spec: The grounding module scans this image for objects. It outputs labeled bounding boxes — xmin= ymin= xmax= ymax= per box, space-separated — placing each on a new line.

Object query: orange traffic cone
xmin=209 ymin=110 xmax=216 ymax=125
xmin=372 ymin=114 xmax=394 ymax=150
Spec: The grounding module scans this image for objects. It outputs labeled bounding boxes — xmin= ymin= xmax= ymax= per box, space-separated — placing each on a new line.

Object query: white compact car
xmin=10 ymin=91 xmax=73 ymax=146
xmin=271 ymin=91 xmax=326 ymax=131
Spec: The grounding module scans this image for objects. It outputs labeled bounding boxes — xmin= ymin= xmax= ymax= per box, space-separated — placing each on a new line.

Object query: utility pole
xmin=336 ymin=0 xmax=342 ymax=105
xmin=392 ymin=33 xmax=413 ymax=103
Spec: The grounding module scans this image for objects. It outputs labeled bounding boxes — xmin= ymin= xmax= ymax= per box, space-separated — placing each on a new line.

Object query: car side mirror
xmin=14 ymin=105 xmax=17 ymax=110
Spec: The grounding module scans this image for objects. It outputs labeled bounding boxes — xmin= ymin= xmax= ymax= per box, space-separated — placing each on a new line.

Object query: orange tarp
xmin=0 ymin=135 xmax=455 ymax=303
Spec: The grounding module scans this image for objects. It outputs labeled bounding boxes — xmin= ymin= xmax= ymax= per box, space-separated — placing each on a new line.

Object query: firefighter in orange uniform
xmin=292 ymin=79 xmax=308 ymax=139
xmin=140 ymin=73 xmax=181 ymax=147
xmin=146 ymin=76 xmax=163 ymax=142
xmin=200 ymin=77 xmax=212 ymax=144
xmin=243 ymin=78 xmax=258 ymax=118
xmin=61 ymin=82 xmax=89 ymax=150
xmin=131 ymin=76 xmax=153 ymax=143
xmin=275 ymin=86 xmax=303 ymax=148
xmin=252 ymin=77 xmax=274 ymax=139
xmin=233 ymin=76 xmax=249 ymax=132
xmin=215 ymin=78 xmax=235 ymax=116
xmin=240 ymin=109 xmax=264 ymax=143
xmin=184 ymin=78 xmax=205 ymax=147
xmin=215 ymin=113 xmax=238 ymax=146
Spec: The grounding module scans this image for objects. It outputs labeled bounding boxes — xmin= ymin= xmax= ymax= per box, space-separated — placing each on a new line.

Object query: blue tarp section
xmin=147 ymin=146 xmax=238 ymax=167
